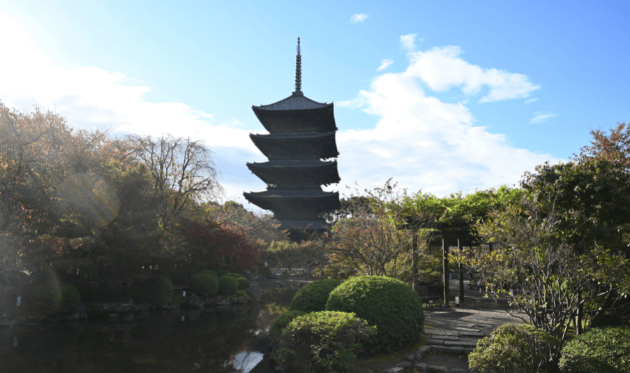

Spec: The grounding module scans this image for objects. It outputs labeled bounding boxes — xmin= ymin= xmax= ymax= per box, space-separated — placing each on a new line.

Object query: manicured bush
xmin=217 ymin=269 xmax=230 ymax=277
xmin=218 ymin=275 xmax=238 ymax=296
xmin=188 ymin=273 xmax=219 ymax=297
xmin=33 ymin=281 xmax=81 ymax=315
xmin=468 ymin=323 xmax=563 ymax=373
xmin=199 ymin=269 xmax=217 ymax=278
xmin=271 ymin=311 xmax=377 ymax=373
xmin=290 ymin=279 xmax=342 ymax=314
xmin=139 ymin=275 xmax=173 ymax=303
xmin=325 ymin=275 xmax=423 ymax=354
xmin=269 ymin=310 xmax=307 ymax=344
xmin=559 ymin=326 xmax=630 ymax=373
xmin=237 ymin=278 xmax=250 ymax=290
xmin=169 ymin=271 xmax=188 ymax=286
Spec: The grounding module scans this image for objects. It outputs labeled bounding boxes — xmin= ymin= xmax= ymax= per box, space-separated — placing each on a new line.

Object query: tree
xmin=180 ymin=219 xmax=260 ymax=273
xmin=128 ymin=134 xmax=225 ymax=231
xmin=472 ymin=187 xmax=630 ymax=341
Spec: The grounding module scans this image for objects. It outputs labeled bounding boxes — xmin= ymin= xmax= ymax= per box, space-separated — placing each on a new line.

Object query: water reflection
xmin=0 ymin=286 xmax=300 ymax=373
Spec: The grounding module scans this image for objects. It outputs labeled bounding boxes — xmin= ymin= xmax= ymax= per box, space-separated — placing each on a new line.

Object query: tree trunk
xmin=412 ymin=231 xmax=418 ymax=291
xmin=576 ymin=291 xmax=583 ymax=335
xmin=459 ymin=239 xmax=464 ymax=303
xmin=443 ymin=239 xmax=449 ymax=305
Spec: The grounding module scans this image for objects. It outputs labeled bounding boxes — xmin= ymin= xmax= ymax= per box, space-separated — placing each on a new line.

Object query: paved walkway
xmin=414 ymin=279 xmax=527 ymax=373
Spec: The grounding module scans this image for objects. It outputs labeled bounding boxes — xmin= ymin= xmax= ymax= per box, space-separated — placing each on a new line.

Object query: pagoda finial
xmin=293 ymin=37 xmax=303 ymax=96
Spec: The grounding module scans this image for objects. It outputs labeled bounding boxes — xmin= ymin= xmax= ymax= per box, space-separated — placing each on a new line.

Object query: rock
xmin=414 ymin=363 xmax=428 ymax=373
xmin=431 ymin=346 xmax=464 ymax=354
xmin=428 ymin=338 xmax=445 ymax=344
xmin=418 ymin=346 xmax=432 ymax=354
xmin=108 ymin=313 xmax=119 ymax=318
xmin=396 ymin=361 xmax=413 ymax=369
xmin=213 ymin=299 xmax=231 ymax=307
xmin=78 ymin=303 xmax=88 ymax=319
xmin=248 ymin=281 xmax=261 ymax=302
xmin=384 ymin=368 xmax=405 ymax=373
xmin=237 ymin=296 xmax=248 ymax=304
xmin=404 ymin=354 xmax=416 ymax=362
xmin=448 ymin=369 xmax=467 ymax=373
xmin=188 ymin=294 xmax=204 ymax=308
xmin=426 ymin=365 xmax=448 ymax=373
xmin=137 ymin=303 xmax=151 ymax=311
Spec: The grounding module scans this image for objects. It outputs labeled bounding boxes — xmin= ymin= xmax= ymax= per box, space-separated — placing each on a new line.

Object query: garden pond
xmin=0 ymin=285 xmax=301 ymax=373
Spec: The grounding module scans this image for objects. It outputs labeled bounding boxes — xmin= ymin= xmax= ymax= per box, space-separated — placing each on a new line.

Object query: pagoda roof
xmin=247 ymin=160 xmax=340 ymax=186
xmin=244 ymin=189 xmax=341 ymax=212
xmin=250 ymin=131 xmax=339 ymax=160
xmin=253 ymin=92 xmax=331 ymax=111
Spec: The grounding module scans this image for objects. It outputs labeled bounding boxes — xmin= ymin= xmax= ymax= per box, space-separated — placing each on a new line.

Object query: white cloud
xmin=400 ymin=37 xmax=540 ymax=103
xmin=351 ymin=13 xmax=368 ymax=23
xmin=400 ymin=34 xmax=418 ymax=51
xmin=530 ymin=112 xmax=556 ymax=124
xmin=331 ymin=39 xmax=558 ymax=198
xmin=524 ymin=98 xmax=538 ymax=104
xmin=377 ymin=59 xmax=394 ymax=71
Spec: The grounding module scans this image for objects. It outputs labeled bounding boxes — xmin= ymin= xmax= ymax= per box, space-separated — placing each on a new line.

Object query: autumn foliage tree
xmin=179 ymin=219 xmax=260 ymax=274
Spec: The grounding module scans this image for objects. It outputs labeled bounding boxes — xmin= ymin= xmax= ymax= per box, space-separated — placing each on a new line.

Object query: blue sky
xmin=1 ymin=0 xmax=629 ymax=216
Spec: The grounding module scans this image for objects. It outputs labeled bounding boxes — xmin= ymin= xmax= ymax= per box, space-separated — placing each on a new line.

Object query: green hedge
xmin=325 ymin=275 xmax=424 ymax=355
xmin=218 ymin=275 xmax=238 ymax=297
xmin=290 ymin=279 xmax=342 ymax=314
xmin=469 ymin=324 xmax=563 ymax=373
xmin=269 ymin=310 xmax=307 ymax=344
xmin=559 ymin=326 xmax=630 ymax=373
xmin=272 ymin=311 xmax=377 ymax=373
xmin=188 ymin=273 xmax=219 ymax=297
xmin=199 ymin=269 xmax=217 ymax=278
xmin=140 ymin=275 xmax=173 ymax=303
xmin=33 ymin=281 xmax=81 ymax=315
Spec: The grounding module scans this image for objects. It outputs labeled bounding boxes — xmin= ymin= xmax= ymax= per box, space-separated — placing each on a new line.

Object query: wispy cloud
xmin=377 ymin=59 xmax=394 ymax=71
xmin=351 ymin=13 xmax=368 ymax=23
xmin=400 ymin=34 xmax=418 ymax=51
xmin=400 ymin=37 xmax=540 ymax=102
xmin=530 ymin=112 xmax=556 ymax=124
xmin=524 ymin=98 xmax=538 ymax=104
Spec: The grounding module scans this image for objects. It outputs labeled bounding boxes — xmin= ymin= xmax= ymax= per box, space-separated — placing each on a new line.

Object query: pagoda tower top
xmin=293 ymin=37 xmax=302 ymax=96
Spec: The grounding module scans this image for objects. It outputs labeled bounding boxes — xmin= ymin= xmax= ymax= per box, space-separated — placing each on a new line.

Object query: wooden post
xmin=459 ymin=239 xmax=464 ymax=303
xmin=412 ymin=230 xmax=418 ymax=291
xmin=443 ymin=238 xmax=449 ymax=305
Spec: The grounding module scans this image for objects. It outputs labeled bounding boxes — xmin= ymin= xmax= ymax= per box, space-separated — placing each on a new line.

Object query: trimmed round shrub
xmin=271 ymin=311 xmax=377 ymax=373
xmin=139 ymin=275 xmax=173 ymax=303
xmin=237 ymin=278 xmax=250 ymax=291
xmin=33 ymin=281 xmax=81 ymax=315
xmin=559 ymin=326 xmax=630 ymax=373
xmin=169 ymin=271 xmax=188 ymax=286
xmin=325 ymin=275 xmax=423 ymax=354
xmin=218 ymin=275 xmax=238 ymax=297
xmin=469 ymin=324 xmax=563 ymax=373
xmin=217 ymin=269 xmax=230 ymax=277
xmin=269 ymin=310 xmax=307 ymax=343
xmin=188 ymin=273 xmax=219 ymax=297
xmin=290 ymin=279 xmax=342 ymax=314
xmin=199 ymin=269 xmax=217 ymax=278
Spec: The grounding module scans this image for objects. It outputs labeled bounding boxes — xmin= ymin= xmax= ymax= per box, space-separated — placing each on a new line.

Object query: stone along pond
xmin=0 ymin=281 xmax=301 ymax=373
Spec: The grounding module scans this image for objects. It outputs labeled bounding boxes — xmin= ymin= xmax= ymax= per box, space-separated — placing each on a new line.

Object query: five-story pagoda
xmin=244 ymin=38 xmax=341 ymax=241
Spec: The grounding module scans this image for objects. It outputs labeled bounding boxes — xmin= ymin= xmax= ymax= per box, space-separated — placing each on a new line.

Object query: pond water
xmin=0 ymin=286 xmax=299 ymax=373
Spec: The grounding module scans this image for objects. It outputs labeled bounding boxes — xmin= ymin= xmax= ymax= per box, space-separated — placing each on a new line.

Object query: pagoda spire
xmin=293 ymin=37 xmax=303 ymax=96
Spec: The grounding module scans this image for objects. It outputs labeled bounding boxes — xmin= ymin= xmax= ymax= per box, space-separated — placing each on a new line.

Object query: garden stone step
xmin=458 ymin=331 xmax=486 ymax=338
xmin=428 ymin=335 xmax=460 ymax=341
xmin=443 ymin=340 xmax=478 ymax=348
xmin=431 ymin=346 xmax=464 ymax=354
